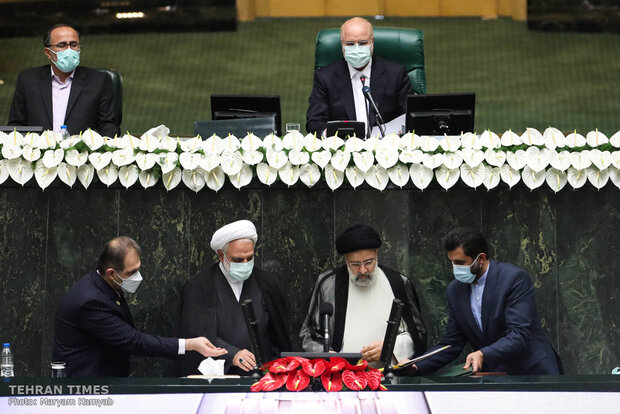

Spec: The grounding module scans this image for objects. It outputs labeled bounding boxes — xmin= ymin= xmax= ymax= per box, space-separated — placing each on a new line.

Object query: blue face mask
xmin=49 ymin=48 xmax=80 ymax=73
xmin=344 ymin=44 xmax=371 ymax=69
xmin=452 ymin=254 xmax=481 ymax=284
xmin=226 ymin=258 xmax=254 ymax=282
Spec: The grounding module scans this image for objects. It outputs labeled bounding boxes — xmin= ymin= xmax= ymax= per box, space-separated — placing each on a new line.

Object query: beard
xmin=347 ymin=266 xmax=377 ymax=287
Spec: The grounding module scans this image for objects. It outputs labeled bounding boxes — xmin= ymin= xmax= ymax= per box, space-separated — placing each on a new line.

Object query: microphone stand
xmin=362 ymin=86 xmax=386 ymax=138
xmin=380 ymin=299 xmax=404 ymax=381
xmin=241 ymin=299 xmax=265 ymax=378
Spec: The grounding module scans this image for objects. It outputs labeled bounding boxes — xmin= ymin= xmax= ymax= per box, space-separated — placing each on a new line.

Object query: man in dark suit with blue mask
xmin=408 ymin=228 xmax=562 ymax=375
xmin=52 ymin=236 xmax=226 ymax=377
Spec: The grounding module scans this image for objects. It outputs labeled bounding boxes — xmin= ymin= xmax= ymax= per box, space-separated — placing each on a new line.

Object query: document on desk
xmin=370 ymin=113 xmax=406 ymax=137
xmin=390 ymin=345 xmax=452 ymax=370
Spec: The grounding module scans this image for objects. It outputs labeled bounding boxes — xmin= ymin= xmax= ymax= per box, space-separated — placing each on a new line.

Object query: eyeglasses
xmin=347 ymin=258 xmax=377 ymax=270
xmin=342 ymin=40 xmax=371 ymax=47
xmin=47 ymin=41 xmax=81 ymax=50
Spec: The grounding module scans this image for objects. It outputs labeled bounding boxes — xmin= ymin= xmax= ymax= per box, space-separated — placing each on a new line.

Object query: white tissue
xmin=198 ymin=357 xmax=225 ymax=376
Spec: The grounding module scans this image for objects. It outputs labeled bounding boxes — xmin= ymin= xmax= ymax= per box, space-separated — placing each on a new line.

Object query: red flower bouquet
xmin=251 ymin=356 xmax=388 ymax=392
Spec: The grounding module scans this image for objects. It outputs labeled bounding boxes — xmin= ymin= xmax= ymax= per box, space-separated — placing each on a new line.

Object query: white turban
xmin=210 ymin=220 xmax=258 ymax=252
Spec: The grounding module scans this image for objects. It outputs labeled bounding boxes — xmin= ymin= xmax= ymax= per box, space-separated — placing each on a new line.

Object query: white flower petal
xmin=521 ymin=166 xmax=546 ymax=190
xmin=612 ymin=151 xmax=620 ymax=169
xmin=7 ymin=158 xmax=33 ymax=185
xmin=282 ymin=131 xmax=305 ymax=151
xmin=163 ymin=167 xmax=183 ymax=191
xmin=158 ymin=152 xmax=179 ymax=174
xmin=65 ymin=149 xmax=88 ymax=167
xmin=21 ymin=145 xmax=41 ymax=162
xmin=199 ymin=153 xmax=221 ymax=172
xmin=118 ymin=165 xmax=140 ymax=189
xmin=42 ymin=148 xmax=64 ymax=168
xmin=138 ymin=169 xmax=159 ymax=189
xmin=299 ymin=163 xmax=321 ymax=188
xmin=399 ymin=149 xmax=424 ymax=164
xmin=266 ymin=149 xmax=288 ymax=170
xmin=586 ymin=166 xmax=609 ymax=189
xmin=240 ymin=133 xmax=264 ymax=152
xmin=545 ymin=168 xmax=567 ymax=193
xmin=609 ymin=168 xmax=620 ymax=189
xmin=363 ymin=137 xmax=381 ymax=152
xmin=219 ymin=151 xmax=244 ymax=176
xmin=420 ymin=136 xmax=440 ymax=152
xmin=525 ymin=146 xmax=550 ymax=172
xmin=0 ymin=159 xmax=10 ymax=184
xmin=303 ymin=133 xmax=324 ymax=152
xmin=378 ymin=133 xmax=402 ymax=151
xmin=202 ymin=135 xmax=224 ymax=154
xmin=500 ymin=164 xmax=521 ymax=188
xmin=2 ymin=144 xmax=23 ymax=160
xmin=375 ymin=148 xmax=399 ymax=169
xmin=400 ymin=132 xmax=422 ymax=149
xmin=500 ymin=130 xmax=522 ymax=146
xmin=387 ymin=164 xmax=410 ymax=188
xmin=37 ymin=131 xmax=57 ymax=149
xmin=439 ymin=136 xmax=461 ymax=152
xmin=610 ymin=131 xmax=620 ymax=148
xmin=179 ymin=151 xmax=202 ymax=171
xmin=242 ymin=150 xmax=264 ymax=165
xmin=586 ymin=130 xmax=609 ymax=147
xmin=409 ymin=164 xmax=433 ymax=190
xmin=323 ymin=136 xmax=345 ymax=151
xmin=461 ymin=149 xmax=485 ymax=168
xmin=483 ymin=166 xmax=501 ymax=190
xmin=365 ymin=165 xmax=389 ymax=191
xmin=565 ymin=131 xmax=586 ymax=148
xmin=589 ymin=149 xmax=612 ymax=170
xmin=256 ymin=163 xmax=277 ymax=186
xmin=229 ymin=164 xmax=253 ymax=189
xmin=88 ymin=152 xmax=113 ymax=170
xmin=352 ymin=151 xmax=374 ymax=172
xmin=112 ymin=149 xmax=135 ymax=167
xmin=345 ymin=166 xmax=365 ymax=189
xmin=506 ymin=150 xmax=527 ymax=170
xmin=435 ymin=166 xmax=460 ymax=190
xmin=344 ymin=137 xmax=366 ymax=153
xmin=543 ymin=127 xmax=566 ymax=150
xmin=311 ymin=150 xmax=332 ymax=169
xmin=520 ymin=128 xmax=544 ymax=146
xmin=278 ymin=162 xmax=300 ymax=186
xmin=82 ymin=129 xmax=104 ymax=151
xmin=460 ymin=163 xmax=485 ymax=188
xmin=330 ymin=150 xmax=351 ymax=172
xmin=443 ymin=151 xmax=463 ymax=169
xmin=180 ymin=137 xmax=203 ymax=153
xmin=135 ymin=152 xmax=157 ymax=171
xmin=97 ymin=164 xmax=118 ymax=187
xmin=288 ymin=149 xmax=310 ymax=165
xmin=34 ymin=159 xmax=57 ymax=190
xmin=262 ymin=134 xmax=283 ymax=151
xmin=221 ymin=134 xmax=241 ymax=152
xmin=569 ymin=151 xmax=592 ymax=170
xmin=484 ymin=148 xmax=506 ymax=167
xmin=4 ymin=130 xmax=24 ymax=147
xmin=460 ymin=132 xmax=481 ymax=150
xmin=324 ymin=164 xmax=344 ymax=190
xmin=57 ymin=163 xmax=77 ymax=187
xmin=479 ymin=130 xmax=501 ymax=149
xmin=182 ymin=168 xmax=206 ymax=192
xmin=139 ymin=133 xmax=161 ymax=152
xmin=77 ymin=164 xmax=95 ymax=189
xmin=566 ymin=167 xmax=587 ymax=189
xmin=549 ymin=150 xmax=571 ymax=171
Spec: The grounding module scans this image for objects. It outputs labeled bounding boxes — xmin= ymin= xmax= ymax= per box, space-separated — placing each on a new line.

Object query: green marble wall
xmin=0 ymin=181 xmax=617 ymax=376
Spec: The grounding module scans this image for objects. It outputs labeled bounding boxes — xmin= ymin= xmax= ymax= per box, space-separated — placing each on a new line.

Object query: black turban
xmin=335 ymin=224 xmax=382 ymax=255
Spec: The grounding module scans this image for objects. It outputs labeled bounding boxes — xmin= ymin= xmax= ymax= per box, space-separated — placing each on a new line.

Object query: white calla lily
xmin=610 ymin=131 xmax=620 ymax=148
xmin=299 ymin=163 xmax=321 ymax=188
xmin=569 ymin=151 xmax=591 ymax=170
xmin=525 ymin=146 xmax=550 ymax=172
xmin=500 ymin=130 xmax=522 ymax=146
xmin=443 ymin=151 xmax=463 ymax=169
xmin=242 ymin=150 xmax=264 ymax=165
xmin=7 ymin=158 xmax=33 ymax=186
xmin=57 ymin=163 xmax=77 ymax=187
xmin=375 ymin=148 xmax=399 ymax=169
xmin=609 ymin=168 xmax=620 ymax=189
xmin=399 ymin=149 xmax=424 ymax=164
xmin=76 ymin=164 xmax=94 ymax=189
xmin=353 ymin=151 xmax=375 ymax=172
xmin=586 ymin=129 xmax=609 ymax=147
xmin=97 ymin=164 xmax=118 ymax=187
xmin=5 ymin=130 xmax=24 ymax=147
xmin=162 ymin=167 xmax=183 ymax=191
xmin=378 ymin=133 xmax=402 ymax=150
xmin=21 ymin=145 xmax=41 ymax=162
xmin=363 ymin=137 xmax=381 ymax=152
xmin=160 ymin=135 xmax=180 ymax=152
xmin=543 ymin=127 xmax=566 ymax=150
xmin=180 ymin=137 xmax=203 ymax=153
xmin=37 ymin=131 xmax=57 ymax=150
xmin=461 ymin=149 xmax=485 ymax=168
xmin=483 ymin=166 xmax=501 ymax=190
xmin=22 ymin=132 xmax=38 ymax=147
xmin=229 ymin=164 xmax=253 ymax=189
xmin=499 ymin=164 xmax=521 ymax=188
xmin=545 ymin=168 xmax=567 ymax=193
xmin=88 ymin=152 xmax=112 ymax=170
xmin=565 ymin=131 xmax=586 ymax=148
xmin=479 ymin=130 xmax=501 ymax=148
xmin=506 ymin=149 xmax=527 ymax=170
xmin=112 ymin=148 xmax=135 ymax=167
xmin=282 ymin=131 xmax=305 ymax=151
xmin=400 ymin=132 xmax=422 ymax=149
xmin=2 ymin=144 xmax=23 ymax=160
xmin=34 ymin=159 xmax=57 ymax=190
xmin=324 ymin=165 xmax=344 ymax=190
xmin=65 ymin=149 xmax=88 ymax=167
xmin=157 ymin=152 xmax=179 ymax=174
xmin=344 ymin=137 xmax=365 ymax=153
xmin=119 ymin=165 xmax=140 ymax=189
xmin=59 ymin=136 xmax=81 ymax=150
xmin=256 ymin=163 xmax=277 ymax=186
xmin=387 ymin=164 xmax=410 ymax=188
xmin=202 ymin=134 xmax=224 ymax=154
xmin=549 ymin=150 xmax=571 ymax=171
xmin=199 ymin=153 xmax=221 ymax=172
xmin=422 ymin=153 xmax=444 ymax=169
xmin=311 ymin=150 xmax=332 ymax=169
xmin=303 ymin=133 xmax=323 ymax=152
xmin=42 ymin=149 xmax=64 ymax=168
xmin=460 ymin=132 xmax=481 ymax=150
xmin=439 ymin=135 xmax=461 ymax=152
xmin=323 ymin=136 xmax=345 ymax=151
xmin=566 ymin=167 xmax=587 ymax=189
xmin=221 ymin=134 xmax=241 ymax=152
xmin=139 ymin=133 xmax=160 ymax=152
xmin=484 ymin=148 xmax=506 ymax=167
xmin=612 ymin=151 xmax=620 ymax=169
xmin=435 ymin=166 xmax=460 ymax=190
xmin=219 ymin=151 xmax=244 ymax=176
xmin=135 ymin=152 xmax=157 ymax=171
xmin=520 ymin=128 xmax=544 ymax=146
xmin=266 ymin=149 xmax=288 ymax=169
xmin=288 ymin=149 xmax=310 ymax=165
xmin=586 ymin=166 xmax=609 ymax=189
xmin=420 ymin=136 xmax=440 ymax=152
xmin=138 ymin=169 xmax=159 ymax=189
xmin=460 ymin=163 xmax=485 ymax=188
xmin=365 ymin=165 xmax=389 ymax=191
xmin=241 ymin=133 xmax=264 ymax=152
xmin=521 ymin=166 xmax=546 ymax=190
xmin=330 ymin=150 xmax=351 ymax=172
xmin=182 ymin=167 xmax=206 ymax=192
xmin=589 ymin=149 xmax=612 ymax=170
xmin=345 ymin=166 xmax=365 ymax=189
xmin=262 ymin=134 xmax=284 ymax=151
xmin=82 ymin=129 xmax=104 ymax=151
xmin=179 ymin=151 xmax=202 ymax=171
xmin=278 ymin=162 xmax=300 ymax=186
xmin=409 ymin=164 xmax=433 ymax=190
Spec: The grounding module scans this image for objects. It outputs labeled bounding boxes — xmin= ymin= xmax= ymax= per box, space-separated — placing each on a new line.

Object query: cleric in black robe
xmin=300 ymin=224 xmax=427 ymax=365
xmin=176 ymin=220 xmax=291 ymax=376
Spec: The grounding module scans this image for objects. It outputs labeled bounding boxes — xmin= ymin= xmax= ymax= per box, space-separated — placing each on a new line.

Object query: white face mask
xmin=113 ymin=270 xmax=143 ymax=294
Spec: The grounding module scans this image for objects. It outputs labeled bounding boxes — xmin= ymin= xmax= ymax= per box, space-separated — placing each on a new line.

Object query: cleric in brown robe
xmin=176 ymin=220 xmax=291 ymax=376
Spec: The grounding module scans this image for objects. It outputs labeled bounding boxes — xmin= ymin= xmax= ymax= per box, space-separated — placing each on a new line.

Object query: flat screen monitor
xmin=406 ymin=93 xmax=475 ymax=135
xmin=326 ymin=120 xmax=366 ymax=139
xmin=0 ymin=125 xmax=43 ymax=133
xmin=211 ymin=94 xmax=282 ymax=136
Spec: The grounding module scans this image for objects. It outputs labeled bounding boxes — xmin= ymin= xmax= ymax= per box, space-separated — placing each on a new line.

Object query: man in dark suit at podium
xmin=8 ymin=23 xmax=120 ymax=137
xmin=52 ymin=236 xmax=226 ymax=377
xmin=306 ymin=17 xmax=413 ymax=135
xmin=408 ymin=228 xmax=562 ymax=375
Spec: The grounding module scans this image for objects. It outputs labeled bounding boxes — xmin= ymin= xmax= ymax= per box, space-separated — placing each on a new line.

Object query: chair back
xmin=315 ymin=27 xmax=426 ymax=94
xmin=194 ymin=116 xmax=277 ymax=138
xmin=96 ymin=69 xmax=123 ymax=126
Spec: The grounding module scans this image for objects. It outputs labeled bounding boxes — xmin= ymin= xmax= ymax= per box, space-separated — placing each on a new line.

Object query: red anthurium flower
xmin=320 ymin=371 xmax=343 ymax=392
xmin=269 ymin=357 xmax=300 ymax=374
xmin=262 ymin=373 xmax=288 ymax=391
xmin=342 ymin=370 xmax=368 ymax=391
xmin=326 ymin=357 xmax=347 ymax=372
xmin=302 ymin=358 xmax=326 ymax=377
xmin=345 ymin=359 xmax=368 ymax=371
xmin=286 ymin=369 xmax=310 ymax=392
xmin=365 ymin=369 xmax=383 ymax=391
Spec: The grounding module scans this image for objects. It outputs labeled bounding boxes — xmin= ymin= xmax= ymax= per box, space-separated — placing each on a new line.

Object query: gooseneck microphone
xmin=362 ymin=86 xmax=386 ymax=138
xmin=319 ymin=302 xmax=334 ymax=352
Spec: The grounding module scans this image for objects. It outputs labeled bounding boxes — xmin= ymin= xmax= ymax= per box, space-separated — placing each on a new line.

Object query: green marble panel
xmin=556 ymin=186 xmax=619 ymax=375
xmin=118 ymin=188 xmax=190 ymax=377
xmin=481 ymin=187 xmax=559 ymax=356
xmin=407 ymin=187 xmax=482 ymax=346
xmin=0 ymin=187 xmax=47 ymax=376
xmin=261 ymin=188 xmax=335 ymax=348
xmin=42 ymin=188 xmax=119 ymax=375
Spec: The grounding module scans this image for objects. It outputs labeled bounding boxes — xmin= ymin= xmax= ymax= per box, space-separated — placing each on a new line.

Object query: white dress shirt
xmin=50 ymin=66 xmax=75 ymax=133
xmin=347 ymin=59 xmax=372 ymax=133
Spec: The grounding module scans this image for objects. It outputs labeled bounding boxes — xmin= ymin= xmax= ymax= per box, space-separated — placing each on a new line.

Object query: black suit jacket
xmin=415 ymin=260 xmax=561 ymax=375
xmin=8 ymin=65 xmax=120 ymax=137
xmin=52 ymin=271 xmax=178 ymax=377
xmin=306 ymin=56 xmax=413 ymax=134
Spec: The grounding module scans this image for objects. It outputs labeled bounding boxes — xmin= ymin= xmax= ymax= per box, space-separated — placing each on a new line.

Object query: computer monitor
xmin=406 ymin=93 xmax=475 ymax=135
xmin=326 ymin=120 xmax=366 ymax=139
xmin=0 ymin=125 xmax=43 ymax=133
xmin=211 ymin=94 xmax=282 ymax=136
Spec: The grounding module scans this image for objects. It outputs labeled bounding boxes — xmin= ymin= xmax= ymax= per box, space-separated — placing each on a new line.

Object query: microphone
xmin=362 ymin=86 xmax=385 ymax=138
xmin=380 ymin=299 xmax=404 ymax=375
xmin=319 ymin=302 xmax=333 ymax=352
xmin=360 ymin=75 xmax=366 ymax=86
xmin=241 ymin=299 xmax=265 ymax=371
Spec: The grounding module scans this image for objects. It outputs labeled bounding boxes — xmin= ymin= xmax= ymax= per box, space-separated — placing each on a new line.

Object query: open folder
xmin=389 ymin=345 xmax=453 ymax=371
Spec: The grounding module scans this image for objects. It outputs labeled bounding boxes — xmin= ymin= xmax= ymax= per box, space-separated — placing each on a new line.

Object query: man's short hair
xmin=97 ymin=236 xmax=141 ymax=274
xmin=443 ymin=227 xmax=489 ymax=258
xmin=43 ymin=23 xmax=80 ymax=47
xmin=339 ymin=17 xmax=374 ymax=42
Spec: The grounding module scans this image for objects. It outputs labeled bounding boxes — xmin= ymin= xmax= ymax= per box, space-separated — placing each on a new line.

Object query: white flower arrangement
xmin=0 ymin=126 xmax=618 ymax=192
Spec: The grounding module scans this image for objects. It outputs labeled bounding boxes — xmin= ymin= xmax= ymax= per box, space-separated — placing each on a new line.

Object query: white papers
xmin=370 ymin=114 xmax=406 ymax=137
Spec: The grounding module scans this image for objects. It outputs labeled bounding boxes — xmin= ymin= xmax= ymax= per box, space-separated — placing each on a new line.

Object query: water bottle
xmin=60 ymin=125 xmax=71 ymax=142
xmin=1 ymin=343 xmax=14 ymax=377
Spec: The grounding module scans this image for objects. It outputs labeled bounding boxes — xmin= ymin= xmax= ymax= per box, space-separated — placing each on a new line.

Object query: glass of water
xmin=286 ymin=123 xmax=300 ymax=134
